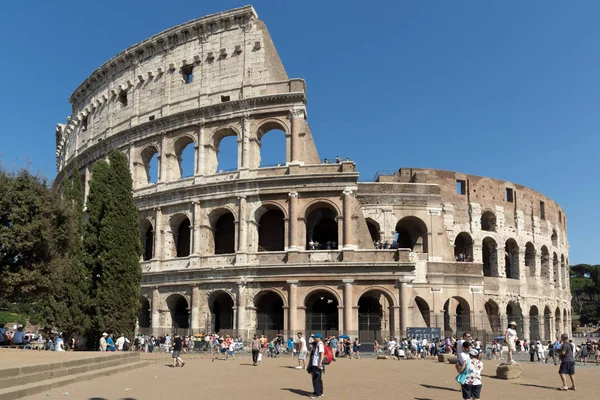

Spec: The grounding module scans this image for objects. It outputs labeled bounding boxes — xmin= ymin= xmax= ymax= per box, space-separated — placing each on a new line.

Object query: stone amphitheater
xmin=53 ymin=5 xmax=571 ymax=343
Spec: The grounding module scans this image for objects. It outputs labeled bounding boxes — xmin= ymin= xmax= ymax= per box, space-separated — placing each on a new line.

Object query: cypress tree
xmin=45 ymin=161 xmax=91 ymax=337
xmin=84 ymin=150 xmax=142 ymax=339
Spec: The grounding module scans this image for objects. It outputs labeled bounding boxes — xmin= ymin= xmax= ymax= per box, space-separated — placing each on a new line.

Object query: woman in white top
xmin=504 ymin=321 xmax=518 ymax=364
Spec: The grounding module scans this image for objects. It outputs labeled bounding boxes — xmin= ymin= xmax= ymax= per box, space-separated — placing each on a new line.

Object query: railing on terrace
xmin=372 ymin=170 xmax=397 ymax=182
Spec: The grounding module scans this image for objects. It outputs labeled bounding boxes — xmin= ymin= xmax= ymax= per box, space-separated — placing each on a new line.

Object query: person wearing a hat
xmin=99 ymin=333 xmax=108 ymax=352
xmin=535 ymin=340 xmax=546 ymax=363
xmin=460 ymin=349 xmax=483 ymax=400
xmin=308 ymin=333 xmax=325 ymax=399
xmin=504 ymin=321 xmax=518 ymax=364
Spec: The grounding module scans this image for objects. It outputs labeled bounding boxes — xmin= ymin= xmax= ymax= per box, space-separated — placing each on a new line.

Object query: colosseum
xmin=54 ymin=5 xmax=571 ymax=344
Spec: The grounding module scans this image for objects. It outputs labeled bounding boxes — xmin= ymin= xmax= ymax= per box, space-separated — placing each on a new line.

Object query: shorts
xmin=461 ymin=384 xmax=481 ymax=399
xmin=507 ymin=341 xmax=516 ymax=351
xmin=558 ymin=361 xmax=575 ymax=375
xmin=172 ymin=350 xmax=180 ymax=358
xmin=228 ymin=351 xmax=233 ymax=356
xmin=298 ymin=350 xmax=308 ymax=360
xmin=220 ymin=348 xmax=227 ymax=353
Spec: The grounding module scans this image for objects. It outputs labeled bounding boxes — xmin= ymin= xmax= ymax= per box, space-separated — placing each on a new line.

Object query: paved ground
xmin=21 ymin=352 xmax=600 ymax=400
xmin=0 ymin=349 xmax=120 ymax=369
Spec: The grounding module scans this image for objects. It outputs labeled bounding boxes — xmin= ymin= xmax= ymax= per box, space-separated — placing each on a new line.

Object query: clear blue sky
xmin=1 ymin=1 xmax=598 ymax=264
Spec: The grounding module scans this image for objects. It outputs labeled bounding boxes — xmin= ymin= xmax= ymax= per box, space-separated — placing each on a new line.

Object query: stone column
xmin=151 ymin=287 xmax=160 ymax=336
xmin=500 ymin=313 xmax=508 ymax=333
xmin=237 ymin=283 xmax=247 ymax=335
xmin=288 ymin=280 xmax=298 ymax=334
xmin=392 ymin=306 xmax=401 ymax=339
xmin=84 ymin=164 xmax=91 ymax=207
xmin=399 ymin=282 xmax=412 ymax=337
xmin=240 ymin=114 xmax=250 ymax=169
xmin=191 ymin=286 xmax=200 ymax=332
xmin=154 ymin=207 xmax=163 ymax=260
xmin=518 ymin=249 xmax=527 ymax=280
xmin=288 ymin=192 xmax=299 ymax=250
xmin=289 ymin=108 xmax=303 ymax=163
xmin=522 ymin=314 xmax=530 ymax=341
xmin=342 ymin=190 xmax=354 ymax=249
xmin=343 ymin=279 xmax=354 ymax=334
xmin=237 ymin=196 xmax=248 ymax=253
xmin=192 ymin=201 xmax=202 ymax=255
xmin=534 ymin=252 xmax=542 ymax=278
xmin=195 ymin=121 xmax=205 ymax=176
xmin=159 ymin=135 xmax=167 ymax=183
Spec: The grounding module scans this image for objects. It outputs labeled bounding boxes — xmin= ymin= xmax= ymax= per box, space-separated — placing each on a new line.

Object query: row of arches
xmin=137 ymin=123 xmax=287 ymax=185
xmin=365 ymin=217 xmax=429 ymax=252
xmin=480 ymin=211 xmax=563 ymax=248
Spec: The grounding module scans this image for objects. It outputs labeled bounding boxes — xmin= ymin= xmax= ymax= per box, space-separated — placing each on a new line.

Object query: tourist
xmin=529 ymin=340 xmax=536 ymax=362
xmin=352 ymin=338 xmax=361 ymax=359
xmin=251 ymin=334 xmax=261 ymax=366
xmin=373 ymin=339 xmax=379 ymax=355
xmin=594 ymin=341 xmax=600 ymax=365
xmin=287 ymin=336 xmax=294 ymax=356
xmin=170 ymin=334 xmax=184 ymax=367
xmin=99 ymin=332 xmax=108 ymax=352
xmin=558 ymin=333 xmax=575 ymax=391
xmin=308 ymin=333 xmax=325 ymax=399
xmin=535 ymin=340 xmax=546 ymax=363
xmin=457 ymin=332 xmax=471 ymax=356
xmin=54 ymin=335 xmax=65 ymax=352
xmin=504 ymin=321 xmax=518 ymax=364
xmin=386 ymin=337 xmax=397 ymax=355
xmin=116 ymin=334 xmax=126 ymax=351
xmin=295 ymin=332 xmax=307 ymax=369
xmin=226 ymin=340 xmax=236 ymax=360
xmin=461 ymin=349 xmax=483 ymax=400
xmin=329 ymin=336 xmax=338 ymax=360
xmin=458 ymin=341 xmax=473 ymax=368
xmin=344 ymin=338 xmax=351 ymax=358
xmin=106 ymin=334 xmax=116 ymax=351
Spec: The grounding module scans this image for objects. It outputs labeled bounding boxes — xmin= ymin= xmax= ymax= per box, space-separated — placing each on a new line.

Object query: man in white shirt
xmin=296 ymin=332 xmax=308 ymax=369
xmin=309 ymin=333 xmax=325 ymax=399
xmin=457 ymin=332 xmax=472 ymax=356
xmin=387 ymin=338 xmax=397 ymax=355
xmin=116 ymin=334 xmax=126 ymax=351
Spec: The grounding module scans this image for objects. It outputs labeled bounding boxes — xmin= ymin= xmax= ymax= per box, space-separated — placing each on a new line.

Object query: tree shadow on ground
xmin=420 ymin=384 xmax=459 ymax=392
xmin=281 ymin=388 xmax=313 ymax=396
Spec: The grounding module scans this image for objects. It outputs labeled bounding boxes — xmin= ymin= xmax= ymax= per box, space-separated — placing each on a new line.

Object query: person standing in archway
xmin=504 ymin=321 xmax=518 ymax=364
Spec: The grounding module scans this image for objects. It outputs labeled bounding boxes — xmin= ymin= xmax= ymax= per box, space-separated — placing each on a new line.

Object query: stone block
xmin=438 ymin=354 xmax=454 ymax=363
xmin=447 ymin=356 xmax=458 ymax=364
xmin=377 ymin=355 xmax=397 ymax=360
xmin=495 ymin=362 xmax=523 ymax=380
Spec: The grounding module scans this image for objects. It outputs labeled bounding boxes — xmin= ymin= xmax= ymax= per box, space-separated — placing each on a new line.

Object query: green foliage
xmin=570 ymin=264 xmax=600 ymax=325
xmin=84 ymin=150 xmax=142 ymax=339
xmin=0 ymin=311 xmax=26 ymax=327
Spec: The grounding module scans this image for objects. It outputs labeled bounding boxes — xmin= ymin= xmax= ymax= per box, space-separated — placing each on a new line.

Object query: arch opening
xmin=167 ymin=294 xmax=189 ymax=332
xmin=530 ymin=306 xmax=540 ymax=341
xmin=553 ymin=253 xmax=560 ymax=286
xmin=306 ymin=205 xmax=338 ymax=250
xmin=255 ymin=291 xmax=284 ymax=332
xmin=485 ymin=300 xmax=501 ymax=334
xmin=143 ymin=225 xmax=154 ymax=261
xmin=138 ymin=297 xmax=151 ymax=329
xmin=305 ymin=290 xmax=339 ymax=334
xmin=214 ymin=212 xmax=235 ymax=254
xmin=257 ymin=125 xmax=286 ymax=167
xmin=366 ymin=218 xmax=381 ymax=245
xmin=210 ymin=292 xmax=234 ymax=333
xmin=551 ymin=230 xmax=558 ymax=246
xmin=544 ymin=306 xmax=552 ymax=341
xmin=415 ymin=296 xmax=431 ymax=327
xmin=504 ymin=239 xmax=519 ymax=279
xmin=141 ymin=146 xmax=159 ymax=184
xmin=482 ymin=237 xmax=498 ymax=277
xmin=525 ymin=242 xmax=535 ymax=277
xmin=174 ymin=136 xmax=195 ymax=179
xmin=216 ymin=134 xmax=238 ymax=173
xmin=258 ymin=209 xmax=285 ymax=252
xmin=454 ymin=232 xmax=473 ymax=261
xmin=481 ymin=211 xmax=496 ymax=232
xmin=443 ymin=297 xmax=471 ymax=337
xmin=554 ymin=308 xmax=561 ymax=335
xmin=560 ymin=255 xmax=566 ymax=289
xmin=171 ymin=217 xmax=191 ymax=258
xmin=541 ymin=246 xmax=550 ymax=280
xmin=395 ymin=216 xmax=428 ymax=253
xmin=506 ymin=302 xmax=524 ymax=338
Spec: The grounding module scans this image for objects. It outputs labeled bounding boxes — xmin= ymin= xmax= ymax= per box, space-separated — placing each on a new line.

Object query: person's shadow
xmin=281 ymin=388 xmax=312 ymax=396
xmin=420 ymin=384 xmax=459 ymax=392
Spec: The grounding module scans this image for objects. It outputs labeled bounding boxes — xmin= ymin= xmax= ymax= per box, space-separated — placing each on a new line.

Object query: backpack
xmin=123 ymin=341 xmax=130 ymax=351
xmin=323 ymin=345 xmax=333 ymax=365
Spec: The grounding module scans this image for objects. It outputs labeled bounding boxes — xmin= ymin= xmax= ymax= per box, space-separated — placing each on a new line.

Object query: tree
xmin=44 ymin=161 xmax=91 ymax=336
xmin=0 ymin=168 xmax=69 ymax=312
xmin=84 ymin=150 xmax=142 ymax=339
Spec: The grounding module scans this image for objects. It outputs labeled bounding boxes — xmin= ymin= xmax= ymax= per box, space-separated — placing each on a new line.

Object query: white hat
xmin=102 ymin=332 xmax=108 ymax=337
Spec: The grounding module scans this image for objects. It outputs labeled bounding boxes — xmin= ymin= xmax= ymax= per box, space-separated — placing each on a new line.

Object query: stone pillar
xmin=192 ymin=201 xmax=202 ymax=255
xmin=240 ymin=115 xmax=250 ymax=169
xmin=191 ymin=286 xmax=200 ymax=332
xmin=500 ymin=313 xmax=508 ymax=333
xmin=288 ymin=192 xmax=299 ymax=250
xmin=342 ymin=190 xmax=355 ymax=249
xmin=399 ymin=282 xmax=412 ymax=337
xmin=392 ymin=306 xmax=401 ymax=339
xmin=288 ymin=280 xmax=298 ymax=334
xmin=83 ymin=164 xmax=91 ymax=207
xmin=289 ymin=108 xmax=303 ymax=163
xmin=343 ymin=279 xmax=354 ymax=334
xmin=237 ymin=196 xmax=248 ymax=253
xmin=237 ymin=283 xmax=247 ymax=335
xmin=534 ymin=252 xmax=542 ymax=278
xmin=195 ymin=122 xmax=205 ymax=176
xmin=518 ymin=249 xmax=527 ymax=280
xmin=151 ymin=288 xmax=160 ymax=336
xmin=159 ymin=135 xmax=167 ymax=183
xmin=154 ymin=207 xmax=163 ymax=260
xmin=522 ymin=314 xmax=530 ymax=341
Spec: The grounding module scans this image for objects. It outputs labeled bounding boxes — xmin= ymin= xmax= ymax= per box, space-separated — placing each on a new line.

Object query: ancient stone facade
xmin=54 ymin=6 xmax=571 ymax=342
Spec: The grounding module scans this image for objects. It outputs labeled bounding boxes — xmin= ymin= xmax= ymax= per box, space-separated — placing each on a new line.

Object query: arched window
xmin=560 ymin=254 xmax=566 ymax=289
xmin=166 ymin=294 xmax=189 ymax=332
xmin=540 ymin=246 xmax=550 ymax=280
xmin=485 ymin=300 xmax=500 ymax=333
xmin=216 ymin=134 xmax=238 ymax=173
xmin=143 ymin=224 xmax=154 ymax=261
xmin=482 ymin=237 xmax=498 ymax=277
xmin=305 ymin=204 xmax=338 ymax=250
xmin=504 ymin=239 xmax=519 ymax=279
xmin=544 ymin=306 xmax=552 ymax=341
xmin=305 ymin=290 xmax=339 ymax=333
xmin=551 ymin=230 xmax=558 ymax=246
xmin=414 ymin=297 xmax=431 ymax=327
xmin=170 ymin=215 xmax=191 ymax=258
xmin=366 ymin=218 xmax=381 ymax=244
xmin=506 ymin=302 xmax=523 ymax=338
xmin=481 ymin=211 xmax=496 ymax=232
xmin=140 ymin=146 xmax=159 ymax=184
xmin=530 ymin=306 xmax=540 ymax=341
xmin=525 ymin=242 xmax=535 ymax=276
xmin=395 ymin=216 xmax=428 ymax=253
xmin=454 ymin=232 xmax=473 ymax=261
xmin=174 ymin=136 xmax=195 ymax=179
xmin=443 ymin=297 xmax=471 ymax=337
xmin=256 ymin=121 xmax=287 ymax=168
xmin=210 ymin=291 xmax=234 ymax=332
xmin=138 ymin=297 xmax=151 ymax=329
xmin=255 ymin=291 xmax=284 ymax=332
xmin=553 ymin=252 xmax=560 ymax=285
xmin=258 ymin=208 xmax=285 ymax=251
xmin=214 ymin=212 xmax=235 ymax=254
